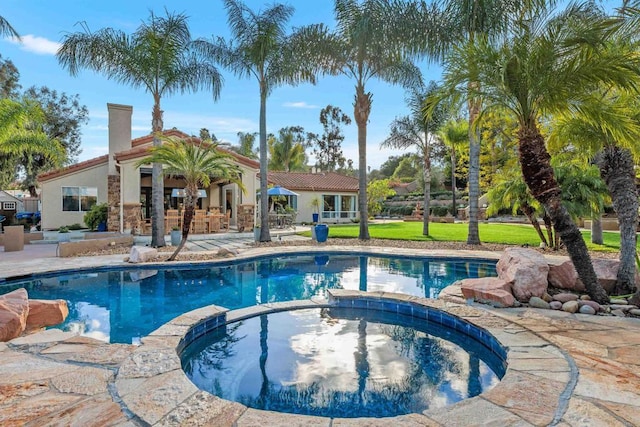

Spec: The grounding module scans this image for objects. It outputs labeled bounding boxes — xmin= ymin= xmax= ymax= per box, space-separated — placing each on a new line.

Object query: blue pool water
xmin=181 ymin=307 xmax=504 ymax=418
xmin=0 ymin=253 xmax=496 ymax=343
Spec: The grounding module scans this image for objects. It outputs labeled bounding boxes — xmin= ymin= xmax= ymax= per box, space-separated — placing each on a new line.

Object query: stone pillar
xmin=123 ymin=203 xmax=142 ymax=234
xmin=107 ymin=175 xmax=120 ymax=232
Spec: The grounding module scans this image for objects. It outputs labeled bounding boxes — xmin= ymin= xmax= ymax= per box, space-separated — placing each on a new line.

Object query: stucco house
xmin=38 ymin=103 xmax=260 ymax=232
xmin=267 ymin=171 xmax=359 ymax=224
xmin=0 ymin=190 xmax=24 ymax=224
xmin=38 ymin=103 xmax=360 ymax=231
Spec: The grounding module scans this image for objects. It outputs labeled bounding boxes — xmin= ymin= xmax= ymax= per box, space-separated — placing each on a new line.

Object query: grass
xmin=303 ymin=222 xmax=633 ymax=253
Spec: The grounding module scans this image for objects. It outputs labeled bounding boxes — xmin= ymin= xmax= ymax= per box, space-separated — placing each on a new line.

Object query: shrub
xmin=84 ymin=203 xmax=108 ymax=231
xmin=431 ymin=206 xmax=450 ymax=217
xmin=58 ymin=226 xmax=69 ymax=233
xmin=68 ymin=223 xmax=84 ymax=230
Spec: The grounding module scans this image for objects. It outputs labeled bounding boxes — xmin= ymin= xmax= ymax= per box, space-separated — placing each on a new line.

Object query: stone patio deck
xmin=1 ymin=244 xmax=639 ymax=426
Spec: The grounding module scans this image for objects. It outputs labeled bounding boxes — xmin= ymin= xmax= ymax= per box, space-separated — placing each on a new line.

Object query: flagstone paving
xmin=1 ymin=241 xmax=639 ymax=425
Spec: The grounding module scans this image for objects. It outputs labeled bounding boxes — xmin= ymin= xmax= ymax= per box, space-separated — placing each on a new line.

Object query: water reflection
xmin=181 ymin=308 xmax=503 ymax=418
xmin=0 ymin=254 xmax=496 ymax=343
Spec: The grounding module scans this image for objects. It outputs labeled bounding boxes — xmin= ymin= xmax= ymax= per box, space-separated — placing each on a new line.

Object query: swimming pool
xmin=181 ymin=307 xmax=504 ymax=418
xmin=0 ymin=253 xmax=497 ymax=343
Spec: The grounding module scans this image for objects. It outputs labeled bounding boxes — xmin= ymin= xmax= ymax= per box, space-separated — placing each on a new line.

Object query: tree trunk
xmin=518 ymin=126 xmax=608 ymax=304
xmin=150 ymin=99 xmax=165 ymax=247
xmin=451 ymin=149 xmax=457 ymax=218
xmin=543 ymin=213 xmax=554 ymax=250
xmin=422 ymin=144 xmax=431 ymax=236
xmin=168 ymin=189 xmax=195 ymax=262
xmin=354 ymin=83 xmax=371 ymax=240
xmin=467 ymin=92 xmax=481 ymax=245
xmin=591 ymin=214 xmax=603 ymax=245
xmin=258 ymin=82 xmax=271 ymax=242
xmin=595 ymin=146 xmax=638 ymax=295
xmin=522 ymin=204 xmax=547 ymax=247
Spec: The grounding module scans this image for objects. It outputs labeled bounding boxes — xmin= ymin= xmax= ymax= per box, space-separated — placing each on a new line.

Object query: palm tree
xmin=0 ymin=98 xmax=64 ymax=161
xmin=136 ymin=136 xmax=244 ymax=261
xmin=196 ymin=0 xmax=326 ymax=242
xmin=381 ymin=82 xmax=447 ymax=236
xmin=268 ymin=126 xmax=308 ymax=172
xmin=231 ymin=131 xmax=259 ymax=159
xmin=57 ymin=11 xmax=223 ymax=247
xmin=316 ymin=0 xmax=423 ymax=240
xmin=435 ymin=3 xmax=639 ymax=303
xmin=549 ymin=91 xmax=640 ymax=294
xmin=0 ymin=15 xmax=19 ymax=40
xmin=436 ymin=118 xmax=468 ymax=220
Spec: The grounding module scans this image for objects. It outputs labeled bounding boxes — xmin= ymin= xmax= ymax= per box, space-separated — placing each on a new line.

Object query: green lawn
xmin=303 ymin=222 xmax=633 ymax=253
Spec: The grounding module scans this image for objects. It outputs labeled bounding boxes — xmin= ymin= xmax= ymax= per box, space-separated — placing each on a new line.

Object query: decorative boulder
xmin=459 ymin=277 xmax=515 ymax=308
xmin=0 ymin=288 xmax=29 ymax=342
xmin=497 ymin=248 xmax=549 ymax=302
xmin=128 ymin=246 xmax=158 ymax=263
xmin=548 ymin=258 xmax=634 ymax=294
xmin=26 ymin=299 xmax=69 ymax=331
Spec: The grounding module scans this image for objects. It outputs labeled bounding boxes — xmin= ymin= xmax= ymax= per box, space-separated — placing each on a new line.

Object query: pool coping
xmin=113 ymin=289 xmax=575 ymax=426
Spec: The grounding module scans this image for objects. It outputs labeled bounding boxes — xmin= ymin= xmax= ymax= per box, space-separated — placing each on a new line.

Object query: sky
xmin=1 ymin=0 xmax=442 ymax=170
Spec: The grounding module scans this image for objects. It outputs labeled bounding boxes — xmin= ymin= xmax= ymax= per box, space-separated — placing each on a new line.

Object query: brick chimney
xmin=107 ymin=103 xmax=132 ymax=175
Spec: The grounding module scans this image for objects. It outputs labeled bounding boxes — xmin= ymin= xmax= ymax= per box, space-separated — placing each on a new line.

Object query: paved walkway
xmin=0 ymin=242 xmax=639 ymax=425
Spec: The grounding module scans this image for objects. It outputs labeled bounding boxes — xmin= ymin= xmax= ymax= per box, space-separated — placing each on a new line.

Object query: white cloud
xmin=7 ymin=34 xmax=61 ymax=55
xmin=163 ymin=111 xmax=257 ymax=134
xmin=283 ymin=101 xmax=319 ymax=109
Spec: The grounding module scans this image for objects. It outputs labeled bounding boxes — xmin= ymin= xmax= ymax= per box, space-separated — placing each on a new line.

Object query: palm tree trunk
xmin=467 ymin=93 xmax=481 ymax=245
xmin=519 ymin=126 xmax=608 ymax=304
xmin=451 ymin=149 xmax=457 ymax=218
xmin=422 ymin=148 xmax=431 ymax=236
xmin=354 ymin=83 xmax=371 ymax=240
xmin=169 ymin=199 xmax=194 ymax=262
xmin=258 ymin=82 xmax=271 ymax=242
xmin=151 ymin=100 xmax=166 ymax=247
xmin=522 ymin=204 xmax=547 ymax=247
xmin=591 ymin=215 xmax=603 ymax=245
xmin=595 ymin=146 xmax=638 ymax=294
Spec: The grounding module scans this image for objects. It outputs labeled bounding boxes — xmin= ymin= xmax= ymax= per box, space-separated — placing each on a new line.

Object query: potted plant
xmin=170 ymin=226 xmax=181 ymax=246
xmin=253 ymin=224 xmax=261 ymax=242
xmin=84 ymin=203 xmax=108 ymax=231
xmin=310 ymin=197 xmax=320 ymax=223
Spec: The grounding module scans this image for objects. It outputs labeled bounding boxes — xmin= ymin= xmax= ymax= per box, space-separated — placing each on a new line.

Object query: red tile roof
xmin=38 ymin=155 xmax=109 ymax=182
xmin=267 ymin=171 xmax=359 ymax=192
xmin=38 ymin=130 xmax=261 ymax=182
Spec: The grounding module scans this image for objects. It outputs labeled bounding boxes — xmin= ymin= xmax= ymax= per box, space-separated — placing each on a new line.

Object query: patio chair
xmin=220 ymin=209 xmax=231 ymax=230
xmin=165 ymin=210 xmax=180 ymax=231
xmin=192 ymin=210 xmax=208 ymax=234
xmin=139 ymin=209 xmax=152 ymax=235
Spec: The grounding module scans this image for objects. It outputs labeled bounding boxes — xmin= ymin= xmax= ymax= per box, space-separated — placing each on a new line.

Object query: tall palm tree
xmin=549 ymin=91 xmax=640 ymax=294
xmin=268 ymin=126 xmax=308 ymax=172
xmin=136 ymin=136 xmax=244 ymax=261
xmin=381 ymin=82 xmax=447 ymax=236
xmin=0 ymin=15 xmax=19 ymax=40
xmin=57 ymin=11 xmax=223 ymax=247
xmin=0 ymin=98 xmax=64 ymax=161
xmin=404 ymin=0 xmax=554 ymax=245
xmin=437 ymin=118 xmax=468 ymax=219
xmin=196 ymin=0 xmax=326 ymax=242
xmin=316 ymin=0 xmax=423 ymax=240
xmin=434 ymin=2 xmax=639 ymax=303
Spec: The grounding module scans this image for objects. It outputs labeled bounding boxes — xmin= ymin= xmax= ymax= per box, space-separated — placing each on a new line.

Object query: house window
xmin=322 ymin=194 xmax=357 ymax=219
xmin=62 ymin=187 xmax=97 ymax=212
xmin=2 ymin=201 xmax=16 ymax=210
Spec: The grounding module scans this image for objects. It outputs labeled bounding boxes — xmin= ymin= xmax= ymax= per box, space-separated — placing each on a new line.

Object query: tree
xmin=549 ymin=90 xmax=640 ymax=294
xmin=382 ymin=81 xmax=447 ymax=236
xmin=0 ymin=54 xmax=20 ymax=98
xmin=0 ymin=15 xmax=19 ymax=40
xmin=367 ymin=179 xmax=396 ymax=216
xmin=268 ymin=126 xmax=308 ymax=172
xmin=136 ymin=136 xmax=244 ymax=261
xmin=19 ymin=87 xmax=89 ymax=196
xmin=199 ymin=128 xmax=218 ymax=142
xmin=436 ymin=119 xmax=468 ymax=218
xmin=316 ymin=0 xmax=423 ymax=240
xmin=230 ymin=131 xmax=258 ymax=159
xmin=434 ymin=2 xmax=639 ymax=303
xmin=58 ymin=11 xmax=223 ymax=247
xmin=309 ymin=105 xmax=351 ymax=172
xmin=196 ymin=0 xmax=326 ymax=242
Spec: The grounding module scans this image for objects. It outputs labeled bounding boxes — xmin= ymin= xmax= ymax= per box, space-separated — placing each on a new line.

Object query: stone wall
xmin=107 ymin=174 xmax=120 ymax=232
xmin=57 ymin=235 xmax=134 ymax=257
xmin=123 ymin=203 xmax=142 ymax=234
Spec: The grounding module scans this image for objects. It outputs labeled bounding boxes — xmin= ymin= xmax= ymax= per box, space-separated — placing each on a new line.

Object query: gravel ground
xmin=78 ymin=237 xmax=620 ymax=261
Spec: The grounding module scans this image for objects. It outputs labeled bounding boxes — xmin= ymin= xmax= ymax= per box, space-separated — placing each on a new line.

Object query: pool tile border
xmin=114 ymin=290 xmax=573 ymax=426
